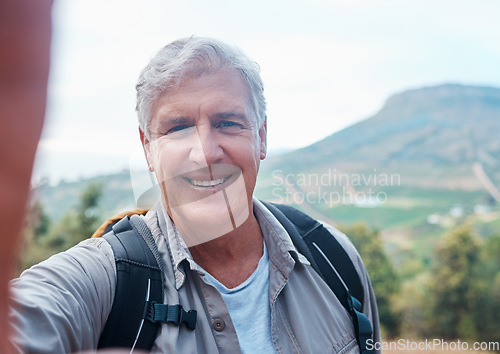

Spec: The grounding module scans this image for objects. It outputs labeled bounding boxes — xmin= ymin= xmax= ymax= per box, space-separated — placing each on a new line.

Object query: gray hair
xmin=136 ymin=36 xmax=266 ymax=138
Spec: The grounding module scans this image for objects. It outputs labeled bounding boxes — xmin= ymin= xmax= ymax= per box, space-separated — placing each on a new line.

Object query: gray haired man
xmin=9 ymin=37 xmax=380 ymax=353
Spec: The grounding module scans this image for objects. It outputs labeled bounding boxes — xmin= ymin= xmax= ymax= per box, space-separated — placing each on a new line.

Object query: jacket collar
xmin=147 ymin=198 xmax=310 ymax=290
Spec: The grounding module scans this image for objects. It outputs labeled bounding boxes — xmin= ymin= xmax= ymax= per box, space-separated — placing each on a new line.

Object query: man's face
xmin=141 ymin=69 xmax=267 ymax=246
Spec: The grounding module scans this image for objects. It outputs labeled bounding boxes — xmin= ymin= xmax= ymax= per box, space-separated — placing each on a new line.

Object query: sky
xmin=33 ymin=0 xmax=500 ymax=183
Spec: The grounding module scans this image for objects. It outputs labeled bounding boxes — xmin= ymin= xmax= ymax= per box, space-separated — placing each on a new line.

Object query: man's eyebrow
xmin=155 ymin=116 xmax=191 ymax=130
xmin=214 ymin=112 xmax=248 ymax=121
xmin=166 ymin=116 xmax=191 ymax=124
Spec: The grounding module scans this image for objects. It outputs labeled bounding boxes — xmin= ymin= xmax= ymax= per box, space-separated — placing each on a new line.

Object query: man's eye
xmin=167 ymin=125 xmax=190 ymax=134
xmin=217 ymin=121 xmax=242 ymax=129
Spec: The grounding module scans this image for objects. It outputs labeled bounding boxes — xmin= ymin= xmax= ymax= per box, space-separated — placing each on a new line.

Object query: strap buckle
xmin=346 ymin=294 xmax=373 ymax=353
xmin=145 ymin=301 xmax=197 ymax=330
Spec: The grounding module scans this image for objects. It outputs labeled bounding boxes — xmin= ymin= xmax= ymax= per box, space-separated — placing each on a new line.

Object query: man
xmin=9 ymin=36 xmax=380 ymax=353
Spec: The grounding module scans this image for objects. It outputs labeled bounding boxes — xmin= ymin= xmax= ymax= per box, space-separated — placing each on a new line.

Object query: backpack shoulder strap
xmin=96 ymin=214 xmax=197 ymax=351
xmin=261 ymin=201 xmax=373 ymax=353
xmin=261 ymin=201 xmax=364 ymax=302
xmin=91 ymin=208 xmax=149 ymax=239
xmin=97 ymin=215 xmax=163 ymax=351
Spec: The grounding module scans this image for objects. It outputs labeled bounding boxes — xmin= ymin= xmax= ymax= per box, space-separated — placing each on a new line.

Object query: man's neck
xmin=189 ymin=214 xmax=264 ymax=289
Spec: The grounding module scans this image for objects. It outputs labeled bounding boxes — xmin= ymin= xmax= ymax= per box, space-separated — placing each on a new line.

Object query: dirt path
xmin=472 ymin=162 xmax=500 ymax=202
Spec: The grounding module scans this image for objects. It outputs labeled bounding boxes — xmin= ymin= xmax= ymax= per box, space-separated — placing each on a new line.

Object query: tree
xmin=427 ymin=223 xmax=482 ymax=340
xmin=16 ymin=198 xmax=52 ymax=273
xmin=474 ymin=233 xmax=500 ymax=342
xmin=76 ymin=182 xmax=103 ymax=240
xmin=341 ymin=223 xmax=401 ymax=338
xmin=40 ymin=182 xmax=104 ymax=253
xmin=392 ymin=272 xmax=430 ymax=339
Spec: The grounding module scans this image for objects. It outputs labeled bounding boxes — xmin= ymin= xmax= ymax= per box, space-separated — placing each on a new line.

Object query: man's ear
xmin=139 ymin=128 xmax=155 ymax=172
xmin=259 ymin=118 xmax=267 ymax=160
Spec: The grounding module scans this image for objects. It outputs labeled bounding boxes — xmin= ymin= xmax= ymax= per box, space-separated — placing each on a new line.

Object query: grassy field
xmin=254 ymin=178 xmax=500 ymax=266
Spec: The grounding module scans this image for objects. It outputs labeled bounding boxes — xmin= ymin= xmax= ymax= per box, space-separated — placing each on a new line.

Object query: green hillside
xmin=255 ymin=83 xmax=500 ymax=260
xmin=34 ymin=170 xmax=136 ymax=223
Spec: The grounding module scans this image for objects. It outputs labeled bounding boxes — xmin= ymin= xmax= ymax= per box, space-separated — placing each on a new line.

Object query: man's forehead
xmin=163 ymin=68 xmax=249 ymax=98
xmin=153 ymin=100 xmax=250 ymax=121
xmin=151 ymin=70 xmax=254 ymax=120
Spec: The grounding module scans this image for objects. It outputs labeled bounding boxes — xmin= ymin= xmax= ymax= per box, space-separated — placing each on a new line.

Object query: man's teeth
xmin=190 ymin=177 xmax=227 ymax=187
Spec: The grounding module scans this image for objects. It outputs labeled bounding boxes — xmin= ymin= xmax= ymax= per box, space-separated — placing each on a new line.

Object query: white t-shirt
xmin=203 ymin=241 xmax=276 ymax=353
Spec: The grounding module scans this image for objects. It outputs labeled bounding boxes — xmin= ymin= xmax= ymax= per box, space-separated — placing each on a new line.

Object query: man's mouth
xmin=164 ymin=165 xmax=243 ymax=207
xmin=184 ymin=175 xmax=232 ymax=188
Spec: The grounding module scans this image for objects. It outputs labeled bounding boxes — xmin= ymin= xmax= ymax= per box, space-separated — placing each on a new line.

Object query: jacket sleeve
xmin=321 ymin=222 xmax=382 ymax=353
xmin=8 ymin=238 xmax=116 ymax=354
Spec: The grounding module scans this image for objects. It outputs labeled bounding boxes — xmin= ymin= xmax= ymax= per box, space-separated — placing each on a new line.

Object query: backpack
xmin=94 ymin=202 xmax=374 ymax=353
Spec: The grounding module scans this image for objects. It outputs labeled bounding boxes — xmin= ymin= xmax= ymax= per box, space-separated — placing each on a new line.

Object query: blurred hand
xmin=0 ymin=0 xmax=52 ymax=352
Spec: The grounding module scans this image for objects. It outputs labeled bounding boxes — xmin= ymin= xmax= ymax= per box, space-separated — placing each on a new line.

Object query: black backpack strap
xmin=261 ymin=201 xmax=373 ymax=353
xmin=98 ymin=215 xmax=197 ymax=351
xmin=98 ymin=216 xmax=163 ymax=351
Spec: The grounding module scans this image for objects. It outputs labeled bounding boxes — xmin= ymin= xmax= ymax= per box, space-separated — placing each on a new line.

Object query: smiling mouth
xmin=183 ymin=175 xmax=232 ymax=188
xmin=164 ymin=165 xmax=242 ymax=207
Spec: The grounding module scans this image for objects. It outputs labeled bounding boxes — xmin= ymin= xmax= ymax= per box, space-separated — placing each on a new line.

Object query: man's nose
xmin=189 ymin=127 xmax=223 ymax=166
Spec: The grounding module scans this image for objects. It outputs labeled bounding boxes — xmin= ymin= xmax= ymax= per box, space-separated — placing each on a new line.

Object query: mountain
xmin=260 ymin=84 xmax=500 ymax=185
